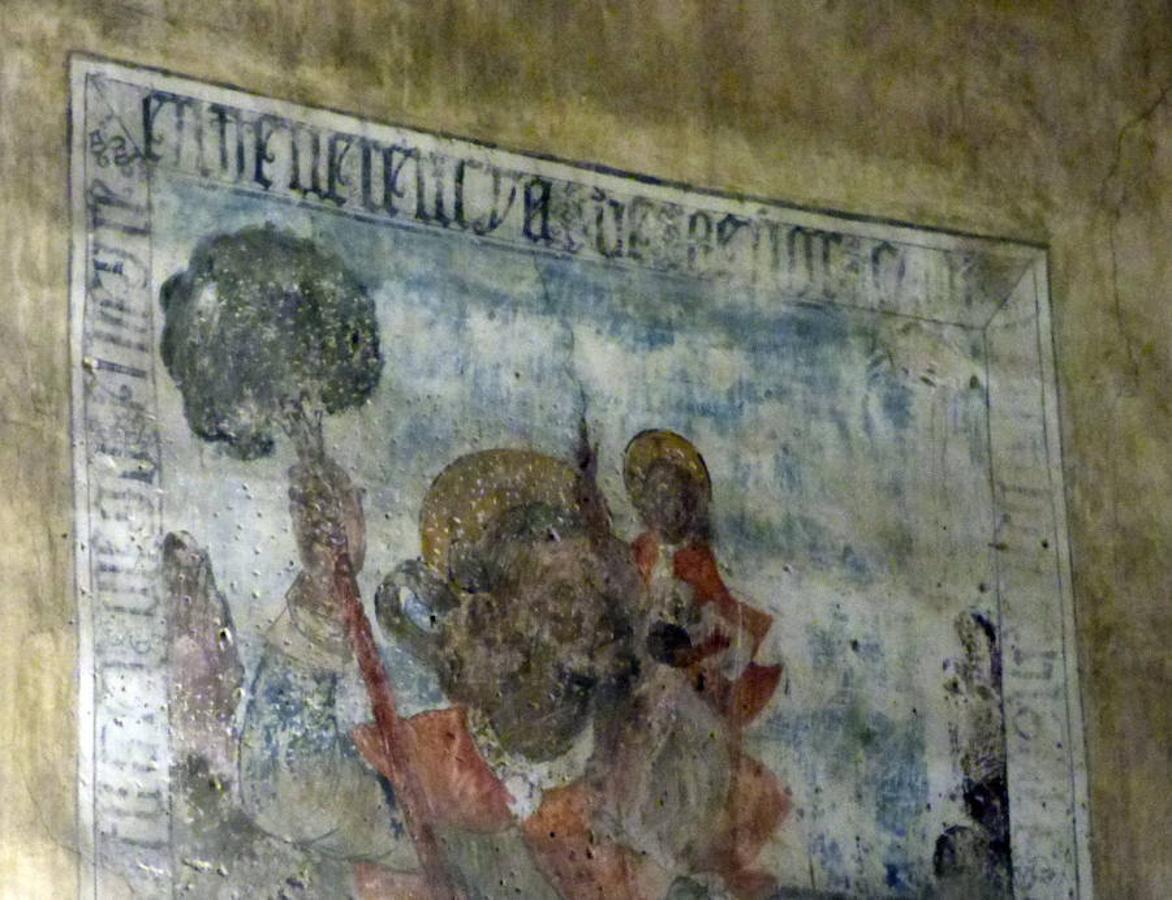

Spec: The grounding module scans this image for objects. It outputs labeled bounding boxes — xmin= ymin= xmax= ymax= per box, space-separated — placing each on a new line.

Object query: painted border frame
xmin=68 ymin=54 xmax=1091 ymax=898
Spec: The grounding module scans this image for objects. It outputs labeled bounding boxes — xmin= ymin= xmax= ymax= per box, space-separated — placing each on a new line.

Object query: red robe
xmin=353 ymin=536 xmax=788 ymax=898
xmin=633 ymin=533 xmax=783 ymax=727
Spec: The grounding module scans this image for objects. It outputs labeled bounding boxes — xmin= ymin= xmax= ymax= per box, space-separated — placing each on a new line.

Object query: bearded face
xmin=436 ymin=533 xmax=640 ymax=761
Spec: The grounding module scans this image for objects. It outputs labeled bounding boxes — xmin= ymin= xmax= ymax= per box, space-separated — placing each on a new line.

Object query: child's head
xmin=624 ymin=430 xmax=712 ymax=543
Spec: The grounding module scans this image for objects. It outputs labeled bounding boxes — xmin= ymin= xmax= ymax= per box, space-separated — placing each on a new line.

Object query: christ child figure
xmin=624 ymin=429 xmax=783 ymax=727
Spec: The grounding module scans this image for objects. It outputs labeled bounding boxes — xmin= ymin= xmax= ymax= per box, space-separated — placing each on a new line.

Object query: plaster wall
xmin=1 ymin=2 xmax=1169 ymax=895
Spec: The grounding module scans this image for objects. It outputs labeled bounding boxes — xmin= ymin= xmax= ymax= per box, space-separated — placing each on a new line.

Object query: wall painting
xmin=69 ymin=57 xmax=1091 ymax=899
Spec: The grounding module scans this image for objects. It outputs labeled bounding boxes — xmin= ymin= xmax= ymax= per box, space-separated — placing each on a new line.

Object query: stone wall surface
xmin=1 ymin=2 xmax=1169 ymax=896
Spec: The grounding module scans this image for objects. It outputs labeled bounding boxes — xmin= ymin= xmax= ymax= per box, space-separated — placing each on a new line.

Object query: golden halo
xmin=622 ymin=429 xmax=712 ymax=510
xmin=419 ymin=449 xmax=581 ymax=577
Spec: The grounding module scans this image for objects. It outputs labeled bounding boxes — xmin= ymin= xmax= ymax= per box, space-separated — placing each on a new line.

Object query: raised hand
xmin=163 ymin=531 xmax=245 ymax=783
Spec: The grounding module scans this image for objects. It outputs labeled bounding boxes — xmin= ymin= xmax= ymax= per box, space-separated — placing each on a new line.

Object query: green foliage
xmin=160 ymin=225 xmax=383 ymax=459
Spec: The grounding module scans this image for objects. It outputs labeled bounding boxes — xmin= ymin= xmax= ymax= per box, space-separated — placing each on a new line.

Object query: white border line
xmin=1032 ymin=256 xmax=1094 ymax=894
xmin=68 ymin=56 xmax=97 ymax=900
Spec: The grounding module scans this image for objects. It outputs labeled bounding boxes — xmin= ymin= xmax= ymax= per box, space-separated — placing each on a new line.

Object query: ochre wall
xmin=2 ymin=2 xmax=1169 ymax=896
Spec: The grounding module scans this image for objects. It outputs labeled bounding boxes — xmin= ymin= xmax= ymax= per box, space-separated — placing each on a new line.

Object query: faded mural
xmin=70 ymin=60 xmax=1091 ymax=898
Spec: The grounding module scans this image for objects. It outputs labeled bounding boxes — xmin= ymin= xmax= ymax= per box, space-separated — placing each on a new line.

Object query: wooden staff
xmin=333 ymin=549 xmax=460 ymax=899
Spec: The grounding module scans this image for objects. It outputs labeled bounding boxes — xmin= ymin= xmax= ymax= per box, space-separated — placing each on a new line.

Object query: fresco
xmin=69 ymin=58 xmax=1091 ymax=898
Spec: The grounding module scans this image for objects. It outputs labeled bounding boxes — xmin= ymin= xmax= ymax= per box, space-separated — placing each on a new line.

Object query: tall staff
xmin=160 ymin=225 xmax=457 ymax=897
